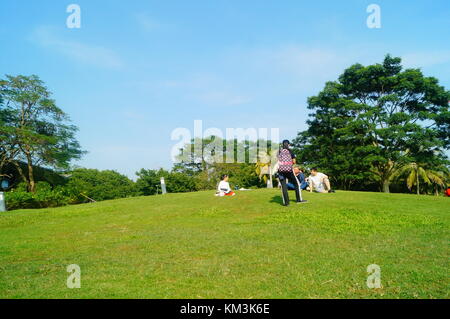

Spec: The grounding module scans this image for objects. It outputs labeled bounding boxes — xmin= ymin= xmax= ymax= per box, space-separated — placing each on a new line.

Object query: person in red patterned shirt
xmin=277 ymin=140 xmax=302 ymax=206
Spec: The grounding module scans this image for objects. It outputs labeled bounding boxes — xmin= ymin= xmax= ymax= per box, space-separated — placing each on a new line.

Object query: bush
xmin=4 ymin=191 xmax=35 ymax=210
xmin=136 ymin=168 xmax=199 ymax=195
xmin=4 ymin=169 xmax=138 ymax=210
xmin=209 ymin=163 xmax=264 ymax=190
xmin=5 ymin=182 xmax=69 ymax=210
xmin=166 ymin=172 xmax=197 ymax=193
xmin=135 ymin=164 xmax=264 ymax=195
xmin=65 ymin=169 xmax=137 ymax=203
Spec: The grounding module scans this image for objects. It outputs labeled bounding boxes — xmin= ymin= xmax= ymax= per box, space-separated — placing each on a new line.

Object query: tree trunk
xmin=379 ymin=162 xmax=393 ymax=193
xmin=12 ymin=161 xmax=28 ymax=184
xmin=26 ymin=152 xmax=36 ymax=193
xmin=416 ymin=174 xmax=420 ymax=195
xmin=382 ymin=179 xmax=390 ymax=193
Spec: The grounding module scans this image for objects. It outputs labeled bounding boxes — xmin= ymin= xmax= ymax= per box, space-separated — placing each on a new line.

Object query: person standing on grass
xmin=277 ymin=140 xmax=301 ymax=206
xmin=216 ymin=174 xmax=236 ymax=197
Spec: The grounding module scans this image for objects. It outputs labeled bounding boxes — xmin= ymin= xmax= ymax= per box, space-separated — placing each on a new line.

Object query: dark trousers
xmin=279 ymin=171 xmax=301 ymax=206
xmin=287 ymin=181 xmax=308 ymax=190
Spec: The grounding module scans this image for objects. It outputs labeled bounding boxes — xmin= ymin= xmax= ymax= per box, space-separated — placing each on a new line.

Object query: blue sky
xmin=1 ymin=0 xmax=449 ymax=178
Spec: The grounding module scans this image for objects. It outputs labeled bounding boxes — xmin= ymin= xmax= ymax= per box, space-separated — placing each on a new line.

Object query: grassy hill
xmin=0 ymin=189 xmax=448 ymax=299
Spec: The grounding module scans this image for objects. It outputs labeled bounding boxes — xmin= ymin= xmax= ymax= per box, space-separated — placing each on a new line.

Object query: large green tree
xmin=0 ymin=85 xmax=20 ymax=178
xmin=0 ymin=75 xmax=84 ymax=192
xmin=173 ymin=136 xmax=270 ymax=189
xmin=293 ymin=55 xmax=449 ymax=192
xmin=66 ymin=168 xmax=137 ymax=202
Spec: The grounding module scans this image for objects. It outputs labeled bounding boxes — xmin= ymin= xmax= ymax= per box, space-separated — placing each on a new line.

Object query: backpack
xmin=278 ymin=149 xmax=293 ymax=173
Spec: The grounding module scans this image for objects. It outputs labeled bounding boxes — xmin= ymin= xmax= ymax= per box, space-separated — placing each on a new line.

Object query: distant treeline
xmin=2 ymin=55 xmax=450 ymax=210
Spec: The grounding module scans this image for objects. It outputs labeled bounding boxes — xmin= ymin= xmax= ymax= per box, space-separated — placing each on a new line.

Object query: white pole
xmin=267 ymin=165 xmax=273 ymax=188
xmin=160 ymin=177 xmax=167 ymax=195
xmin=0 ymin=192 xmax=6 ymax=212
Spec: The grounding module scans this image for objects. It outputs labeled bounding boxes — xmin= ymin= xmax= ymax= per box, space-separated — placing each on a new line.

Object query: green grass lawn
xmin=0 ymin=189 xmax=449 ymax=299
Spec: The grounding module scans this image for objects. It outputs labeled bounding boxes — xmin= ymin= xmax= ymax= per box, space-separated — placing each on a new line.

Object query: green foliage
xmin=172 ymin=136 xmax=271 ymax=191
xmin=5 ymin=182 xmax=69 ymax=210
xmin=4 ymin=191 xmax=36 ymax=210
xmin=135 ymin=168 xmax=197 ymax=195
xmin=135 ymin=163 xmax=263 ymax=196
xmin=212 ymin=163 xmax=263 ymax=189
xmin=1 ymin=161 xmax=67 ymax=190
xmin=293 ymin=55 xmax=450 ymax=192
xmin=392 ymin=162 xmax=449 ymax=195
xmin=135 ymin=169 xmax=162 ymax=195
xmin=0 ymin=74 xmax=85 ymax=192
xmin=5 ymin=169 xmax=138 ymax=210
xmin=65 ymin=168 xmax=137 ymax=203
xmin=167 ymin=172 xmax=197 ymax=193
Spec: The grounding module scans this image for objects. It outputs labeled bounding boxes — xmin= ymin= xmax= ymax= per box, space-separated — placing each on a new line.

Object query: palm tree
xmin=255 ymin=150 xmax=276 ymax=188
xmin=393 ymin=162 xmax=446 ymax=195
xmin=426 ymin=169 xmax=449 ymax=196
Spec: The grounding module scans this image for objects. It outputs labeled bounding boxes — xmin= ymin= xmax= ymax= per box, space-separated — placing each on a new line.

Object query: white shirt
xmin=309 ymin=172 xmax=327 ymax=191
xmin=218 ymin=181 xmax=231 ymax=193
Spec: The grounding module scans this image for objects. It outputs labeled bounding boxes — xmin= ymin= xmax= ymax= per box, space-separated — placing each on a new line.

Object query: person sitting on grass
xmin=309 ymin=168 xmax=335 ymax=193
xmin=287 ymin=166 xmax=309 ymax=191
xmin=216 ymin=174 xmax=236 ymax=197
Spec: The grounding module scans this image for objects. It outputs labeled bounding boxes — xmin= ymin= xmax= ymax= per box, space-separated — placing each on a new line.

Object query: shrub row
xmin=5 ymin=183 xmax=69 ymax=210
xmin=4 ymin=166 xmax=264 ymax=211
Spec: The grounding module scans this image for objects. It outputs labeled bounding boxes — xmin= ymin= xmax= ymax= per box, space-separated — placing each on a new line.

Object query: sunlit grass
xmin=0 ymin=189 xmax=448 ymax=299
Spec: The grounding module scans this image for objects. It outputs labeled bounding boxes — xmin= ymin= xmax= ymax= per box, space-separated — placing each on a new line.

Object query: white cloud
xmin=125 ymin=45 xmax=385 ymax=111
xmin=32 ymin=26 xmax=123 ymax=69
xmin=402 ymin=51 xmax=450 ymax=68
xmin=135 ymin=13 xmax=165 ymax=32
xmin=237 ymin=45 xmax=368 ymax=91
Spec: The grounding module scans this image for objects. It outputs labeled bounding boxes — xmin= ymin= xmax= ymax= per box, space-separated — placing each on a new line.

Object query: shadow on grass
xmin=270 ymin=192 xmax=308 ymax=206
xmin=270 ymin=195 xmax=284 ymax=205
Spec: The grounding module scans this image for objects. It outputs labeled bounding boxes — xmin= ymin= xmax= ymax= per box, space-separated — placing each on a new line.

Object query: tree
xmin=65 ymin=168 xmax=137 ymax=202
xmin=135 ymin=168 xmax=198 ymax=195
xmin=255 ymin=149 xmax=276 ymax=188
xmin=135 ymin=168 xmax=168 ymax=195
xmin=173 ymin=136 xmax=270 ymax=189
xmin=426 ymin=170 xmax=448 ymax=196
xmin=0 ymin=75 xmax=84 ymax=192
xmin=392 ymin=162 xmax=449 ymax=195
xmin=294 ymin=55 xmax=450 ymax=192
xmin=392 ymin=162 xmax=431 ymax=195
xmin=0 ymin=96 xmax=16 ymax=177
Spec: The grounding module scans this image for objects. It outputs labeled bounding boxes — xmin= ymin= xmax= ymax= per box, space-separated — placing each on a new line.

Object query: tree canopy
xmin=293 ymin=55 xmax=450 ymax=192
xmin=0 ymin=75 xmax=84 ymax=192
